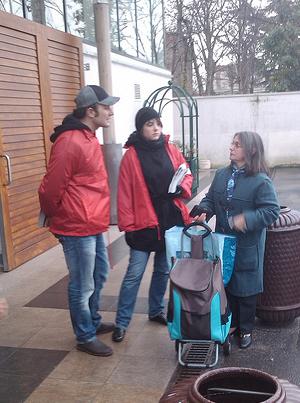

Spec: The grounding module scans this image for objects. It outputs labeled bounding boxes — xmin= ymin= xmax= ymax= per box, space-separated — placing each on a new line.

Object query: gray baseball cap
xmin=75 ymin=85 xmax=120 ymax=108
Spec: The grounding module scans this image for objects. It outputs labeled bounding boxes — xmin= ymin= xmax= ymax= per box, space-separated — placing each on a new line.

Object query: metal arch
xmin=143 ymin=81 xmax=199 ymax=194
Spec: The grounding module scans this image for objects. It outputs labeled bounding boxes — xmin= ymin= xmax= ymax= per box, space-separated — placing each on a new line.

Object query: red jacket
xmin=118 ymin=135 xmax=192 ymax=232
xmin=39 ymin=129 xmax=110 ymax=236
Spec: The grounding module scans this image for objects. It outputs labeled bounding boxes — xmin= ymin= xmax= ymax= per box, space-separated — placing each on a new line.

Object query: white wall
xmin=174 ymin=91 xmax=300 ymax=167
xmin=83 ymin=44 xmax=173 ymax=146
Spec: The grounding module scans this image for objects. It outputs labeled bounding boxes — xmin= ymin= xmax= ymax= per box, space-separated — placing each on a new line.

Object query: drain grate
xmin=178 ymin=340 xmax=218 ymax=368
xmin=181 ymin=341 xmax=215 ymax=367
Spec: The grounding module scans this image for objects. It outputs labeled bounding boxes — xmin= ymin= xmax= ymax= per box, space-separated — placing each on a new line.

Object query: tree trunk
xmin=31 ymin=0 xmax=46 ymax=25
xmin=205 ymin=53 xmax=215 ymax=95
xmin=191 ymin=41 xmax=203 ymax=94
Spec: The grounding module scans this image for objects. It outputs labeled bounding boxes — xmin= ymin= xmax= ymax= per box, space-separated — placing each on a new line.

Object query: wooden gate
xmin=0 ymin=11 xmax=84 ymax=271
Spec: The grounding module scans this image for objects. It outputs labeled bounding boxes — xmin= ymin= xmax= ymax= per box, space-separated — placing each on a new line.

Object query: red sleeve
xmin=117 ymin=151 xmax=135 ymax=231
xmin=38 ymin=135 xmax=77 ymax=217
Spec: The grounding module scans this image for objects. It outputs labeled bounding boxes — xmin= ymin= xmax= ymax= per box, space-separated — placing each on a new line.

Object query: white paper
xmin=38 ymin=210 xmax=49 ymax=227
xmin=168 ymin=163 xmax=190 ymax=193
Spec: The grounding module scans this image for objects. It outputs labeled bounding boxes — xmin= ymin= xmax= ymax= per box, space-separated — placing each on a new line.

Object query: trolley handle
xmin=183 ymin=221 xmax=212 ymax=239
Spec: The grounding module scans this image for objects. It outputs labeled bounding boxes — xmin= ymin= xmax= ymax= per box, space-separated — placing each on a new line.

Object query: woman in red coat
xmin=112 ymin=107 xmax=193 ymax=342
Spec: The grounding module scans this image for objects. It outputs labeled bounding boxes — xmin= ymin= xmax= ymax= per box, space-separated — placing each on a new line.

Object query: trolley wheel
xmin=223 ymin=335 xmax=231 ymax=356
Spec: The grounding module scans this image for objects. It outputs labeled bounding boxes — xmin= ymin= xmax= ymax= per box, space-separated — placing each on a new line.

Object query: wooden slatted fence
xmin=0 ymin=11 xmax=84 ymax=270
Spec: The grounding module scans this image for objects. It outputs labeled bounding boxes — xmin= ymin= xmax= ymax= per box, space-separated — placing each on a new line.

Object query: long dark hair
xmin=233 ymin=131 xmax=270 ymax=176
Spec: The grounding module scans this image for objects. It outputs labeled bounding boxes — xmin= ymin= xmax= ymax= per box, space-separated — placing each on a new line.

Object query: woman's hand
xmin=192 ymin=213 xmax=207 ymax=222
xmin=189 ymin=205 xmax=209 ymax=223
xmin=232 ymin=214 xmax=247 ymax=232
xmin=168 ymin=185 xmax=182 ymax=198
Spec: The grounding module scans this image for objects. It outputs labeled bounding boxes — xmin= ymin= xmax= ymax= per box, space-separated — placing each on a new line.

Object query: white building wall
xmin=174 ymin=91 xmax=300 ymax=167
xmin=83 ymin=44 xmax=173 ymax=146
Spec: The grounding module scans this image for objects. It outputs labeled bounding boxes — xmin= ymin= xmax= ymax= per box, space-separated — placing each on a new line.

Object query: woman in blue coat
xmin=191 ymin=131 xmax=280 ymax=348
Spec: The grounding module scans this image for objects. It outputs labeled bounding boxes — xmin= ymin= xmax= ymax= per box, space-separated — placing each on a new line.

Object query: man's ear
xmin=86 ymin=107 xmax=96 ymax=118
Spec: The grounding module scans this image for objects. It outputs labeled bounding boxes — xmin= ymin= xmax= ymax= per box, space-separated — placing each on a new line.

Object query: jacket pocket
xmin=234 ymin=245 xmax=258 ymax=272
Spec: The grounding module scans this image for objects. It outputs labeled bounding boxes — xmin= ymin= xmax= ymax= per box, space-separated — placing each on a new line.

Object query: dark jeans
xmin=226 ymin=291 xmax=258 ymax=334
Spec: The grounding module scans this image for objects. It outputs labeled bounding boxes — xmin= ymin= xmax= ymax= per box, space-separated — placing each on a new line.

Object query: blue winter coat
xmin=199 ymin=166 xmax=280 ymax=297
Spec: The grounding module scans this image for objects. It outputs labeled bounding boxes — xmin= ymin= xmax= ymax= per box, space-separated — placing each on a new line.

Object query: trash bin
xmin=159 ymin=368 xmax=300 ymax=402
xmin=188 ymin=367 xmax=286 ymax=402
xmin=256 ymin=206 xmax=300 ymax=323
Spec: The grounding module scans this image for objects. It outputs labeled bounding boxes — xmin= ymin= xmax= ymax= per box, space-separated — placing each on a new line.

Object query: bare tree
xmin=224 ymin=0 xmax=266 ymax=93
xmin=164 ymin=0 xmax=194 ymax=93
xmin=190 ymin=39 xmax=204 ymax=94
xmin=188 ymin=0 xmax=235 ymax=95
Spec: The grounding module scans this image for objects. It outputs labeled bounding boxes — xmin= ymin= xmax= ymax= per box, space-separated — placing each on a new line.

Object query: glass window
xmin=0 ymin=0 xmax=24 ymax=16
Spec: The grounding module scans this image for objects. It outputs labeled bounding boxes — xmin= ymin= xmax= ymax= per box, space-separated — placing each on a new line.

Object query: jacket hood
xmin=50 ymin=114 xmax=91 ymax=143
xmin=124 ymin=130 xmax=139 ymax=148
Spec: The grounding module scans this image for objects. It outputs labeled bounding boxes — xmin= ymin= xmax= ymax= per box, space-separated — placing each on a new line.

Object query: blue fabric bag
xmin=165 ymin=224 xmax=236 ymax=286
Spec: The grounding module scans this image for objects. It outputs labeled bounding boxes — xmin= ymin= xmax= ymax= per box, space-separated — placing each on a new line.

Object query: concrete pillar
xmin=93 ymin=0 xmax=115 ymax=144
xmin=93 ymin=0 xmax=123 ymax=224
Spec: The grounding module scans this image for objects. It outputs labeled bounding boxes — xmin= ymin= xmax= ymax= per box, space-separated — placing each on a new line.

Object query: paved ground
xmin=0 ymin=167 xmax=299 ymax=402
xmin=272 ymin=167 xmax=300 ymax=210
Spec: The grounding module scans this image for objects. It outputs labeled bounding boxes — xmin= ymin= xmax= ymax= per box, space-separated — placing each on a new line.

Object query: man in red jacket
xmin=39 ymin=85 xmax=119 ymax=356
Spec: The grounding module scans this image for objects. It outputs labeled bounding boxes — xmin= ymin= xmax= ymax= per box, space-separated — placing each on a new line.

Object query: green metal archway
xmin=143 ymin=81 xmax=199 ymax=194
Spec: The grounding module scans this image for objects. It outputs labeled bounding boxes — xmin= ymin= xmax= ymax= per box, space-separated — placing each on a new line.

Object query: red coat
xmin=118 ymin=136 xmax=192 ymax=232
xmin=39 ymin=129 xmax=110 ymax=236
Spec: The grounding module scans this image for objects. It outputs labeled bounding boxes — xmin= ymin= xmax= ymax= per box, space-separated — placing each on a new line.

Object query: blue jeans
xmin=58 ymin=234 xmax=110 ymax=343
xmin=115 ymin=248 xmax=169 ymax=329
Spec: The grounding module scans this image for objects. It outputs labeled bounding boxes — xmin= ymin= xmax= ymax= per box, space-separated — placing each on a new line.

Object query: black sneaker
xmin=112 ymin=327 xmax=126 ymax=342
xmin=77 ymin=339 xmax=113 ymax=356
xmin=149 ymin=312 xmax=167 ymax=326
xmin=239 ymin=333 xmax=252 ymax=349
xmin=96 ymin=322 xmax=115 ymax=335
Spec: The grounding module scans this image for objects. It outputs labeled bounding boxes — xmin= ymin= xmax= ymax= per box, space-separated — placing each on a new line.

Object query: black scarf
xmin=134 ymin=134 xmax=183 ymax=231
